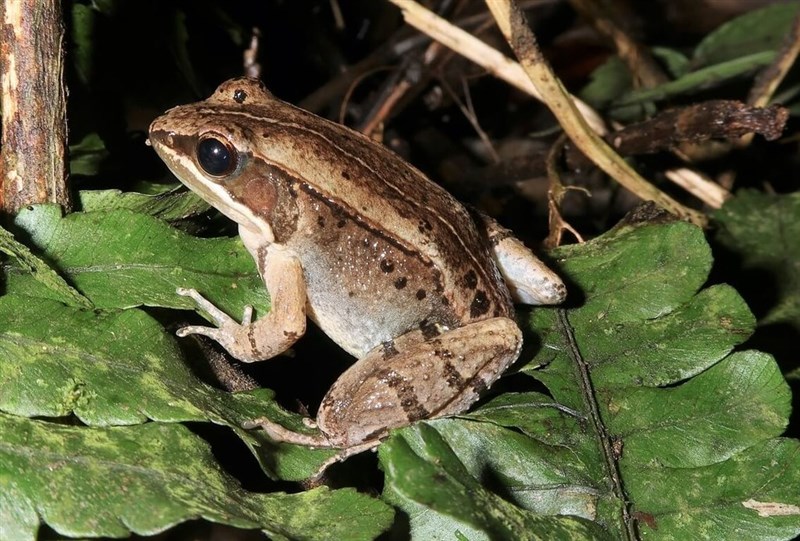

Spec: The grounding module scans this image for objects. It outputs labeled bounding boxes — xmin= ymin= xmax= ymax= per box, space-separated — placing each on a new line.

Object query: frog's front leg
xmin=177 ymin=249 xmax=306 ymax=363
xmin=254 ymin=317 xmax=522 ymax=450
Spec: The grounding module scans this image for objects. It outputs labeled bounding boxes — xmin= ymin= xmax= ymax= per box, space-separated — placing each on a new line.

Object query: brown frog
xmin=148 ymin=77 xmax=565 ymax=462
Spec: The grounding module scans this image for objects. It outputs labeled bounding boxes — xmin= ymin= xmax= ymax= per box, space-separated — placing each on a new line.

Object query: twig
xmin=483 ymin=0 xmax=706 ymax=226
xmin=663 ymin=169 xmax=728 ymax=209
xmin=544 ymin=133 xmax=586 ymax=248
xmin=440 ymin=78 xmax=501 ymax=163
xmin=387 ymin=0 xmax=608 ymax=134
xmin=243 ymin=28 xmax=262 ymax=79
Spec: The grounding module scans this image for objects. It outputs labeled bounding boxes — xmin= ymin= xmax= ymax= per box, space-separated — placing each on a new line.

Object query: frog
xmin=148 ymin=77 xmax=566 ymax=463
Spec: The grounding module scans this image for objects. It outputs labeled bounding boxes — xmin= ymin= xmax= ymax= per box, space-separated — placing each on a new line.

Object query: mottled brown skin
xmin=149 ymin=77 xmax=564 ymax=457
xmin=150 ymin=78 xmax=513 ymax=357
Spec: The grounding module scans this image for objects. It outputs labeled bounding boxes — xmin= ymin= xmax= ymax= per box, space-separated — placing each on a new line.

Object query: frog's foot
xmin=245 ymin=416 xmax=332 ymax=448
xmin=246 ymin=416 xmax=382 ymax=480
xmin=175 ymin=287 xmax=258 ymax=356
xmin=177 ymin=287 xmax=253 ymax=332
xmin=176 ymin=286 xmax=304 ymax=362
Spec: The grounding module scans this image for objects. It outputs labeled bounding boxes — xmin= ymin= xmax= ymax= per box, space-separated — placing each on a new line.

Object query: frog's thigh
xmin=317 ymin=317 xmax=522 ymax=448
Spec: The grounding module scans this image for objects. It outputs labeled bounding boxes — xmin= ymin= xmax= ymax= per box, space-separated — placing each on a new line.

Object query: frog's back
xmin=206 ymin=79 xmax=514 ymax=355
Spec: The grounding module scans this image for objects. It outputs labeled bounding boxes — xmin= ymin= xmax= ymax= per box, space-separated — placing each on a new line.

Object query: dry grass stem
xmin=483 ymin=0 xmax=707 ymax=226
xmin=387 ymin=0 xmax=607 ymax=134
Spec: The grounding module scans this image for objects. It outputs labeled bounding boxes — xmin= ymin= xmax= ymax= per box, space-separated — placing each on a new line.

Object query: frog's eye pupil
xmin=197 ymin=137 xmax=236 ymax=176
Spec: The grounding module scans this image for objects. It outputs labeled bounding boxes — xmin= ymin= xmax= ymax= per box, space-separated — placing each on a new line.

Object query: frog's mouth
xmin=148 ymin=127 xmax=274 ymax=244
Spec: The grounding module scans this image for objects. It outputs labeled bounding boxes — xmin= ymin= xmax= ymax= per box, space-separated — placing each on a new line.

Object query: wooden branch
xmin=0 ymin=0 xmax=69 ymax=213
xmin=607 ymin=101 xmax=788 ymax=154
xmin=483 ymin=0 xmax=707 ymax=226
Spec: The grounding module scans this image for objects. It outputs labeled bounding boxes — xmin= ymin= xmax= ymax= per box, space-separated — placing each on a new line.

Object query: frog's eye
xmin=196 ymin=136 xmax=237 ymax=177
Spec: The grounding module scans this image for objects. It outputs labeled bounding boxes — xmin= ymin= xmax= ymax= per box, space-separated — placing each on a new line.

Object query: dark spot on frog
xmin=247 ymin=326 xmax=258 ymax=352
xmin=317 ymin=215 xmax=325 ymax=228
xmin=442 ymin=360 xmax=464 ymax=388
xmin=233 ymin=89 xmax=247 ymax=103
xmin=417 ymin=219 xmax=433 ymax=234
xmin=419 ymin=319 xmax=440 ymax=339
xmin=470 ymin=290 xmax=490 ymax=318
xmin=262 ymin=132 xmax=270 ymax=138
xmin=348 ymin=290 xmax=355 ymax=298
xmin=320 ymin=394 xmax=335 ymax=410
xmin=382 ymin=340 xmax=399 ymax=360
xmin=394 ymin=277 xmax=407 ymax=289
xmin=400 ymin=396 xmax=429 ymax=420
xmin=434 ymin=348 xmax=453 ymax=359
xmin=416 ymin=289 xmax=426 ymax=300
xmin=464 ymin=270 xmax=478 ymax=289
xmin=441 ymin=296 xmax=450 ymax=306
xmin=472 ymin=377 xmax=488 ymax=395
xmin=331 ymin=206 xmax=347 ymax=228
xmin=380 ymin=259 xmax=395 ymax=273
xmin=282 ymin=330 xmax=299 ymax=341
xmin=432 ymin=269 xmax=445 ymax=293
xmin=342 ymin=170 xmax=351 ymax=180
xmin=381 ymin=369 xmax=430 ymax=420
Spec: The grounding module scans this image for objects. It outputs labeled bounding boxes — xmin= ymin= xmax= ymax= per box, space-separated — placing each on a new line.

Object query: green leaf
xmin=579 ymin=56 xmax=632 ymax=110
xmin=9 ymin=205 xmax=266 ymax=318
xmin=69 ymin=133 xmax=109 ymax=177
xmin=692 ymin=3 xmax=800 ymax=69
xmin=603 ymin=4 xmax=800 ymax=112
xmin=0 ymin=294 xmax=334 ymax=480
xmin=610 ymin=51 xmax=775 ymax=109
xmin=651 ymin=47 xmax=690 ymax=79
xmin=380 ymin=220 xmax=798 ymax=539
xmin=0 ymin=221 xmax=91 ymax=309
xmin=631 ymin=438 xmax=800 ymax=540
xmin=713 ymin=190 xmax=800 ymax=383
xmin=77 ymin=188 xmax=211 ymax=221
xmin=0 ymin=413 xmax=393 ymax=540
xmin=380 ymin=424 xmax=610 ymax=541
xmin=70 ymin=4 xmax=97 ymax=87
xmin=169 ymin=9 xmax=202 ymax=97
xmin=713 ymin=190 xmax=800 ymax=331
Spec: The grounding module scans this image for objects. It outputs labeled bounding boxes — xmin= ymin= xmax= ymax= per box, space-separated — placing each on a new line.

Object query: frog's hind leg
xmin=316 ymin=317 xmax=523 ymax=448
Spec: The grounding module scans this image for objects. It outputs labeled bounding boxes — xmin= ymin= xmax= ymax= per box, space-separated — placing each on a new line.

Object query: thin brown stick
xmin=544 ymin=133 xmax=586 ymax=248
xmin=483 ymin=0 xmax=706 ymax=226
xmin=387 ymin=0 xmax=607 ymax=134
xmin=735 ymin=8 xmax=800 ymax=149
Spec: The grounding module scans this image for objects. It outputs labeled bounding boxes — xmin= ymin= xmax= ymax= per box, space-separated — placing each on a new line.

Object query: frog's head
xmin=148 ymin=78 xmax=300 ymax=243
